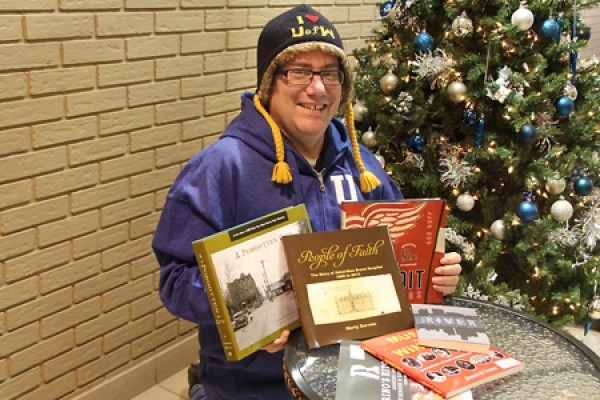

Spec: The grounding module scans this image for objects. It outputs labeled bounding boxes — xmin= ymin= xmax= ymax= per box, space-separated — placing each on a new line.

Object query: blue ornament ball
xmin=540 ymin=19 xmax=560 ymax=40
xmin=577 ymin=25 xmax=592 ymax=41
xmin=379 ymin=0 xmax=395 ymax=17
xmin=574 ymin=177 xmax=593 ymax=196
xmin=555 ymin=96 xmax=574 ymax=116
xmin=414 ymin=32 xmax=434 ymax=53
xmin=518 ymin=124 xmax=538 ymax=144
xmin=407 ymin=134 xmax=426 ymax=153
xmin=517 ymin=201 xmax=539 ymax=222
xmin=463 ymin=110 xmax=478 ymax=126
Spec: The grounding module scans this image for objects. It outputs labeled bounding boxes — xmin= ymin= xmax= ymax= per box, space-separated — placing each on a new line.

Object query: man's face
xmin=268 ymin=50 xmax=343 ymax=157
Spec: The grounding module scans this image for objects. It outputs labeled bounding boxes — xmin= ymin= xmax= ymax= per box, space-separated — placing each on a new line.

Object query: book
xmin=192 ymin=204 xmax=311 ymax=361
xmin=341 ymin=199 xmax=447 ymax=304
xmin=281 ymin=226 xmax=413 ymax=349
xmin=360 ymin=329 xmax=524 ymax=398
xmin=411 ymin=304 xmax=490 ymax=354
xmin=335 ymin=340 xmax=473 ymax=400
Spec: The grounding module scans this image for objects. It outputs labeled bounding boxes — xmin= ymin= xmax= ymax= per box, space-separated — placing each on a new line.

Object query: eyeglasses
xmin=277 ymin=69 xmax=345 ymax=86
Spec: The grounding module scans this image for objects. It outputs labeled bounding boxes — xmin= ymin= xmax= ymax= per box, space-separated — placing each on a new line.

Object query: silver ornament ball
xmin=375 ymin=153 xmax=386 ymax=168
xmin=490 ymin=220 xmax=506 ymax=240
xmin=452 ymin=13 xmax=474 ymax=37
xmin=511 ymin=6 xmax=535 ymax=31
xmin=456 ymin=192 xmax=475 ymax=211
xmin=361 ymin=129 xmax=378 ymax=148
xmin=550 ymin=199 xmax=574 ymax=221
xmin=353 ymin=101 xmax=368 ymax=122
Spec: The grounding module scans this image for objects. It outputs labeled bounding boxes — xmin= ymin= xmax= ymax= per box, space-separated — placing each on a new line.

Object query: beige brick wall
xmin=0 ymin=1 xmax=379 ymax=399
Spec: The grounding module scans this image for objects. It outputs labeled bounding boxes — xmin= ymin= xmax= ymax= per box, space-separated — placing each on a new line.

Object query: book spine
xmin=195 ymin=244 xmax=237 ymax=360
xmin=425 ymin=203 xmax=446 ymax=304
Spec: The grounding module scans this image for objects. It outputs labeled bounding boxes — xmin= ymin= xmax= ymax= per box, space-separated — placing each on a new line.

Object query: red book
xmin=341 ymin=199 xmax=447 ymax=304
xmin=360 ymin=328 xmax=524 ymax=399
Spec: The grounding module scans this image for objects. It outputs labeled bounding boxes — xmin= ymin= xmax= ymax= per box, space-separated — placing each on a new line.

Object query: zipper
xmin=314 ymin=168 xmax=326 ymax=192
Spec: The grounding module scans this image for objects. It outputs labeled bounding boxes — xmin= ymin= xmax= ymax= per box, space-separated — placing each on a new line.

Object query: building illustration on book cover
xmin=193 ymin=204 xmax=311 ymax=361
xmin=341 ymin=199 xmax=447 ymax=304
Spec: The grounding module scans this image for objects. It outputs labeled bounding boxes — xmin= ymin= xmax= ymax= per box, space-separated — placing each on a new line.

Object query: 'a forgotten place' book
xmin=193 ymin=204 xmax=311 ymax=361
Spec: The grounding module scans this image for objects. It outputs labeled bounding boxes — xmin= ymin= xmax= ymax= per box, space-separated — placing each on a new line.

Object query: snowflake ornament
xmin=446 ymin=228 xmax=475 ymax=260
xmin=485 ymin=66 xmax=526 ymax=104
xmin=464 ymin=284 xmax=489 ymax=301
xmin=410 ymin=49 xmax=456 ymax=89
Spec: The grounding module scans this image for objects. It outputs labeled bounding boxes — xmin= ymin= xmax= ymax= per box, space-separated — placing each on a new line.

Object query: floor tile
xmin=157 ymin=368 xmax=189 ymax=399
xmin=130 ymin=385 xmax=185 ymax=400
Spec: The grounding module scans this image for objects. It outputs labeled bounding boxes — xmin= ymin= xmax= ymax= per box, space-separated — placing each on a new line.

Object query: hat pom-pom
xmin=272 ymin=161 xmax=293 ymax=184
xmin=360 ymin=171 xmax=381 ymax=193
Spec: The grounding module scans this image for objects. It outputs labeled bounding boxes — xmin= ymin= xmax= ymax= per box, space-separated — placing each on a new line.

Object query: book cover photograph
xmin=335 ymin=340 xmax=473 ymax=400
xmin=281 ymin=226 xmax=413 ymax=349
xmin=360 ymin=329 xmax=524 ymax=398
xmin=341 ymin=199 xmax=447 ymax=304
xmin=193 ymin=204 xmax=311 ymax=361
xmin=411 ymin=304 xmax=490 ymax=354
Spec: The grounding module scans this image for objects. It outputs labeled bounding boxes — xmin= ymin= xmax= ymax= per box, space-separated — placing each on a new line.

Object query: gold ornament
xmin=545 ymin=178 xmax=566 ymax=195
xmin=447 ymin=81 xmax=467 ymax=103
xmin=380 ymin=70 xmax=399 ymax=95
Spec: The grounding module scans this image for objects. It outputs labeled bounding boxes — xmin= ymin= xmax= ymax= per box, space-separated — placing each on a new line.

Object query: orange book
xmin=360 ymin=329 xmax=524 ymax=399
xmin=341 ymin=199 xmax=447 ymax=304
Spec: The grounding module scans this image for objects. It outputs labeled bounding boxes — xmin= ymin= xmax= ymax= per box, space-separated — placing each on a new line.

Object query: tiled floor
xmin=130 ymin=325 xmax=600 ymax=400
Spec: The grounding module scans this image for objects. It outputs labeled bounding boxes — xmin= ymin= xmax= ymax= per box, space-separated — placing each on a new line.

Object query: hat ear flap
xmin=253 ymin=95 xmax=293 ymax=184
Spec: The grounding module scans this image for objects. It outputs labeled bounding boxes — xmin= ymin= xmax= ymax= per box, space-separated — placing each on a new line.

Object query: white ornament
xmin=375 ymin=152 xmax=386 ymax=168
xmin=511 ymin=6 xmax=535 ymax=31
xmin=551 ymin=199 xmax=574 ymax=221
xmin=490 ymin=220 xmax=506 ymax=240
xmin=456 ymin=192 xmax=475 ymax=211
xmin=452 ymin=12 xmax=474 ymax=37
xmin=353 ymin=101 xmax=368 ymax=122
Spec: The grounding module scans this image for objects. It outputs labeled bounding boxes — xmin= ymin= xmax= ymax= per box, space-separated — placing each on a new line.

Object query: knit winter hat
xmin=254 ymin=4 xmax=381 ymax=193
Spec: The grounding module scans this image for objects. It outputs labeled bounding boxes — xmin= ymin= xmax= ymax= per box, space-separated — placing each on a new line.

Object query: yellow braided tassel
xmin=345 ymin=102 xmax=381 ymax=193
xmin=253 ymin=95 xmax=293 ymax=184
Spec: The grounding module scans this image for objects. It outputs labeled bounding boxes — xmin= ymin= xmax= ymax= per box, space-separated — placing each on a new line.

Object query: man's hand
xmin=432 ymin=252 xmax=462 ymax=295
xmin=261 ymin=329 xmax=290 ymax=353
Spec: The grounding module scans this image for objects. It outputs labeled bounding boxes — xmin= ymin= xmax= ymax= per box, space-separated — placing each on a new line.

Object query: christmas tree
xmin=352 ymin=0 xmax=599 ymax=325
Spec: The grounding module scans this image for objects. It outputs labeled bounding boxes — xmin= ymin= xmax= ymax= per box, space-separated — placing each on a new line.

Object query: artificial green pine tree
xmin=352 ymin=0 xmax=599 ymax=325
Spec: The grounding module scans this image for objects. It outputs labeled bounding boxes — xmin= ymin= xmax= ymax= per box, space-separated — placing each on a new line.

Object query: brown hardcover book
xmin=360 ymin=329 xmax=524 ymax=399
xmin=281 ymin=226 xmax=413 ymax=349
xmin=341 ymin=199 xmax=447 ymax=304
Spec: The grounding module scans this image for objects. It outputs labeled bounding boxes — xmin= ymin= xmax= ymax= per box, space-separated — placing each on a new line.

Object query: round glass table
xmin=284 ymin=296 xmax=600 ymax=399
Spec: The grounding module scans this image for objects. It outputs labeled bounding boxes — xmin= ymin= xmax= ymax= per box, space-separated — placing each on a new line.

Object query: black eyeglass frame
xmin=276 ymin=69 xmax=345 ymax=85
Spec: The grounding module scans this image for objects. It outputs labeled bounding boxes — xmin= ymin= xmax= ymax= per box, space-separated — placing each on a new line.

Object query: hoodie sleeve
xmin=152 ymin=152 xmax=238 ymax=325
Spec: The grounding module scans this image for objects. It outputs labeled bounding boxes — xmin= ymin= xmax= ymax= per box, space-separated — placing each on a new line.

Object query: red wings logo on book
xmin=343 ymin=202 xmax=427 ymax=241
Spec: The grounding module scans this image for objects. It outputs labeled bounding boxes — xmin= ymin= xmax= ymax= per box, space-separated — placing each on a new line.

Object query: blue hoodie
xmin=152 ymin=93 xmax=403 ymax=399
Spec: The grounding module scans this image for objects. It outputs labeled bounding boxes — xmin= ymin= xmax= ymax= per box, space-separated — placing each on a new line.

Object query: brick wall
xmin=0 ymin=1 xmax=380 ymax=399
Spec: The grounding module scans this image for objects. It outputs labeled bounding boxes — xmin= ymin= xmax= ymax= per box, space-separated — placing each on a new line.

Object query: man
xmin=153 ymin=5 xmax=461 ymax=400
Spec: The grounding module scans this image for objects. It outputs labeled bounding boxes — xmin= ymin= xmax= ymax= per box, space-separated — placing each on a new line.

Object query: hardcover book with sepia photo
xmin=281 ymin=226 xmax=413 ymax=349
xmin=192 ymin=204 xmax=311 ymax=361
xmin=341 ymin=199 xmax=447 ymax=304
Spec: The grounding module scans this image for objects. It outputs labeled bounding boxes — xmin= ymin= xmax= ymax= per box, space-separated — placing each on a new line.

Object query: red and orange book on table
xmin=360 ymin=328 xmax=524 ymax=399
